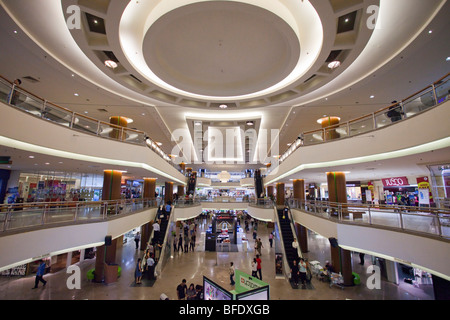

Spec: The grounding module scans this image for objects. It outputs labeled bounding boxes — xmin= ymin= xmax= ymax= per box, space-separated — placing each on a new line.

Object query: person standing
xmin=359 ymin=252 xmax=365 ymax=265
xmin=134 ymin=232 xmax=141 ymax=250
xmin=290 ymin=259 xmax=300 ymax=287
xmin=177 ymin=279 xmax=187 ymax=300
xmin=32 ymin=260 xmax=47 ymax=289
xmin=256 ymin=254 xmax=262 ymax=280
xmin=299 ymin=258 xmax=307 ymax=289
xmin=177 ymin=234 xmax=183 ymax=252
xmin=229 ymin=262 xmax=235 ymax=285
xmin=251 ymin=258 xmax=258 ymax=278
xmin=186 ymin=283 xmax=196 ymax=300
xmin=135 ymin=258 xmax=143 ymax=284
xmin=147 ymin=255 xmax=155 ymax=280
xmin=152 ymin=221 xmax=161 ymax=242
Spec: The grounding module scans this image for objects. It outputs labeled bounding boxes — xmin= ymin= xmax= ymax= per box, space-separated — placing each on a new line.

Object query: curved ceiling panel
xmin=142 ymin=2 xmax=300 ymax=97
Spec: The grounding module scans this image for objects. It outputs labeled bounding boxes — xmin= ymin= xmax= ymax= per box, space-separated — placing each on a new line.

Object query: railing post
xmin=372 ymin=112 xmax=377 ymax=129
xmin=96 ymin=121 xmax=101 ymax=136
xmin=435 ymin=212 xmax=442 ymax=237
xmin=368 ymin=206 xmax=372 ymax=225
xmin=74 ymin=203 xmax=79 ymax=221
xmin=7 ymin=84 xmax=15 ymax=104
xmin=42 ymin=99 xmax=47 ymax=117
xmin=70 ymin=112 xmax=75 ymax=129
xmin=399 ymin=210 xmax=404 ymax=230
xmin=4 ymin=206 xmax=12 ymax=231
xmin=42 ymin=204 xmax=47 ymax=225
xmin=431 ymin=84 xmax=438 ymax=105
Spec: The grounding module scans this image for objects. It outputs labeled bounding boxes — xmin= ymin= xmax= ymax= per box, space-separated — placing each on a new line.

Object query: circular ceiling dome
xmin=142 ymin=1 xmax=300 ymax=97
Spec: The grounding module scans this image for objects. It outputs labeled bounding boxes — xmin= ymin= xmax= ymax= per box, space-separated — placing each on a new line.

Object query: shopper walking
xmin=256 ymin=254 xmax=262 ymax=280
xmin=256 ymin=238 xmax=263 ymax=256
xmin=177 ymin=234 xmax=183 ymax=252
xmin=32 ymin=260 xmax=47 ymax=289
xmin=135 ymin=258 xmax=143 ymax=284
xmin=152 ymin=221 xmax=160 ymax=242
xmin=229 ymin=262 xmax=235 ymax=285
xmin=177 ymin=279 xmax=187 ymax=300
xmin=268 ymin=232 xmax=273 ymax=248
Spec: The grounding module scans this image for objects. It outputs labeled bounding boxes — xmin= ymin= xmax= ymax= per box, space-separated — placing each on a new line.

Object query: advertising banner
xmin=417 ymin=176 xmax=433 ymax=202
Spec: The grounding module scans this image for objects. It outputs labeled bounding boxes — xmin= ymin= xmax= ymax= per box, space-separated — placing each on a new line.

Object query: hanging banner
xmin=382 ymin=176 xmax=409 ymax=187
xmin=365 ymin=190 xmax=372 ymax=203
xmin=416 ymin=176 xmax=433 ymax=202
xmin=368 ymin=182 xmax=375 ymax=200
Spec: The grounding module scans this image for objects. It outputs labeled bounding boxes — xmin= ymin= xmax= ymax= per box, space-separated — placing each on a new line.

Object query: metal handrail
xmin=0 ymin=198 xmax=158 ymax=233
xmin=287 ymin=198 xmax=450 ymax=239
xmin=280 ymin=73 xmax=450 ymax=163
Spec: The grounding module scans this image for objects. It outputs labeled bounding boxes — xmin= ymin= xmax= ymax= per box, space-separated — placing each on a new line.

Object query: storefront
xmin=382 ymin=176 xmax=419 ymax=206
xmin=6 ymin=171 xmax=104 ymax=204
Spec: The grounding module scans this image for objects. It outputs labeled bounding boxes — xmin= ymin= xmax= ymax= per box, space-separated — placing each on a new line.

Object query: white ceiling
xmin=0 ymin=0 xmax=449 ymax=185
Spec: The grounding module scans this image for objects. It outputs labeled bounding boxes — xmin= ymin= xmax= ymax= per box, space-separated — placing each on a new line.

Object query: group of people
xmin=290 ymin=257 xmax=310 ymax=289
xmin=173 ymin=220 xmax=197 ymax=253
xmin=134 ymin=238 xmax=160 ymax=284
xmin=176 ymin=279 xmax=204 ymax=300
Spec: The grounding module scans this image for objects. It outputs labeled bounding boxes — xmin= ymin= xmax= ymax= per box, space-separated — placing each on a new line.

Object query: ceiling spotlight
xmin=246 ymin=121 xmax=254 ymax=126
xmin=328 ymin=61 xmax=341 ymax=69
xmin=219 ymin=104 xmax=228 ymax=109
xmin=370 ymin=95 xmax=375 ymax=99
xmin=105 ymin=60 xmax=118 ymax=69
xmin=446 ymin=57 xmax=450 ymax=62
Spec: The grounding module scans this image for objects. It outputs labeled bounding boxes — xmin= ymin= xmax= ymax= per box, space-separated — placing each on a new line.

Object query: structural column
xmin=326 ymin=171 xmax=352 ymax=286
xmin=109 ymin=116 xmax=129 ymax=141
xmin=276 ymin=183 xmax=285 ymax=206
xmin=319 ymin=116 xmax=340 ymax=141
xmin=177 ymin=185 xmax=185 ymax=198
xmin=144 ymin=178 xmax=157 ymax=199
xmin=95 ymin=169 xmax=122 ymax=282
xmin=267 ymin=186 xmax=274 ymax=198
xmin=165 ymin=181 xmax=173 ymax=204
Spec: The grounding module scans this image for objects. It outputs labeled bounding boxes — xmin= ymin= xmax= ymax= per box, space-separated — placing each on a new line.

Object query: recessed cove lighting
xmin=328 ymin=61 xmax=341 ymax=69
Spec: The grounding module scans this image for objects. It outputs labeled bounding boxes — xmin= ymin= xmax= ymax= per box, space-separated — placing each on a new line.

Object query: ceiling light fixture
xmin=104 ymin=60 xmax=118 ymax=69
xmin=328 ymin=61 xmax=341 ymax=69
xmin=246 ymin=121 xmax=254 ymax=126
xmin=219 ymin=104 xmax=228 ymax=109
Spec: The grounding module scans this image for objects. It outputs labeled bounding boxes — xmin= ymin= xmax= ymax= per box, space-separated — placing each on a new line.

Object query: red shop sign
xmin=382 ymin=177 xmax=409 ymax=187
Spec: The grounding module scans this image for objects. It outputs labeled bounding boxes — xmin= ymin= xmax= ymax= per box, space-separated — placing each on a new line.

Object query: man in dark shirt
xmin=177 ymin=279 xmax=187 ymax=300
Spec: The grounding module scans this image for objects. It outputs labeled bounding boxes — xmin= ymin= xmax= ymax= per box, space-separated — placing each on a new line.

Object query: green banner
xmin=232 ymin=269 xmax=268 ymax=294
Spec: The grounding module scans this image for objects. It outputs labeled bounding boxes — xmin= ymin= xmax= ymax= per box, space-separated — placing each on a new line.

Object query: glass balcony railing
xmin=0 ymin=198 xmax=158 ymax=233
xmin=287 ymin=199 xmax=450 ymax=239
xmin=0 ymin=75 xmax=178 ymax=169
xmin=280 ymin=73 xmax=450 ymax=163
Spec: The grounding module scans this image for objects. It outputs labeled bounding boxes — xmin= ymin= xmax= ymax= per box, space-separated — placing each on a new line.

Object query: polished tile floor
xmin=0 ymin=216 xmax=435 ymax=300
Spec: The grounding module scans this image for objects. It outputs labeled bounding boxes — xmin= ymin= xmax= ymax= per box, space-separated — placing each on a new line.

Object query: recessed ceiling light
xmin=156 ymin=142 xmax=162 ymax=146
xmin=328 ymin=61 xmax=341 ymax=69
xmin=105 ymin=60 xmax=118 ymax=69
xmin=219 ymin=104 xmax=228 ymax=109
xmin=246 ymin=121 xmax=254 ymax=126
xmin=141 ymin=113 xmax=146 ymax=116
xmin=29 ymin=156 xmax=35 ymax=159
xmin=428 ymin=30 xmax=433 ymax=34
xmin=45 ymin=162 xmax=50 ymax=165
xmin=446 ymin=57 xmax=450 ymax=62
xmin=74 ymin=93 xmax=79 ymax=96
xmin=370 ymin=95 xmax=375 ymax=99
xmin=195 ymin=122 xmax=202 ymax=126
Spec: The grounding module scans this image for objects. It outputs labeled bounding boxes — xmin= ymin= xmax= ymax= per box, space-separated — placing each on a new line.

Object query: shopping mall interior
xmin=0 ymin=0 xmax=449 ymax=304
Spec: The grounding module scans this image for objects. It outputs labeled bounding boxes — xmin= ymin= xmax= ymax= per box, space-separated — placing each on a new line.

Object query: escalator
xmin=187 ymin=171 xmax=197 ymax=196
xmin=254 ymin=169 xmax=264 ymax=199
xmin=277 ymin=207 xmax=299 ymax=270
